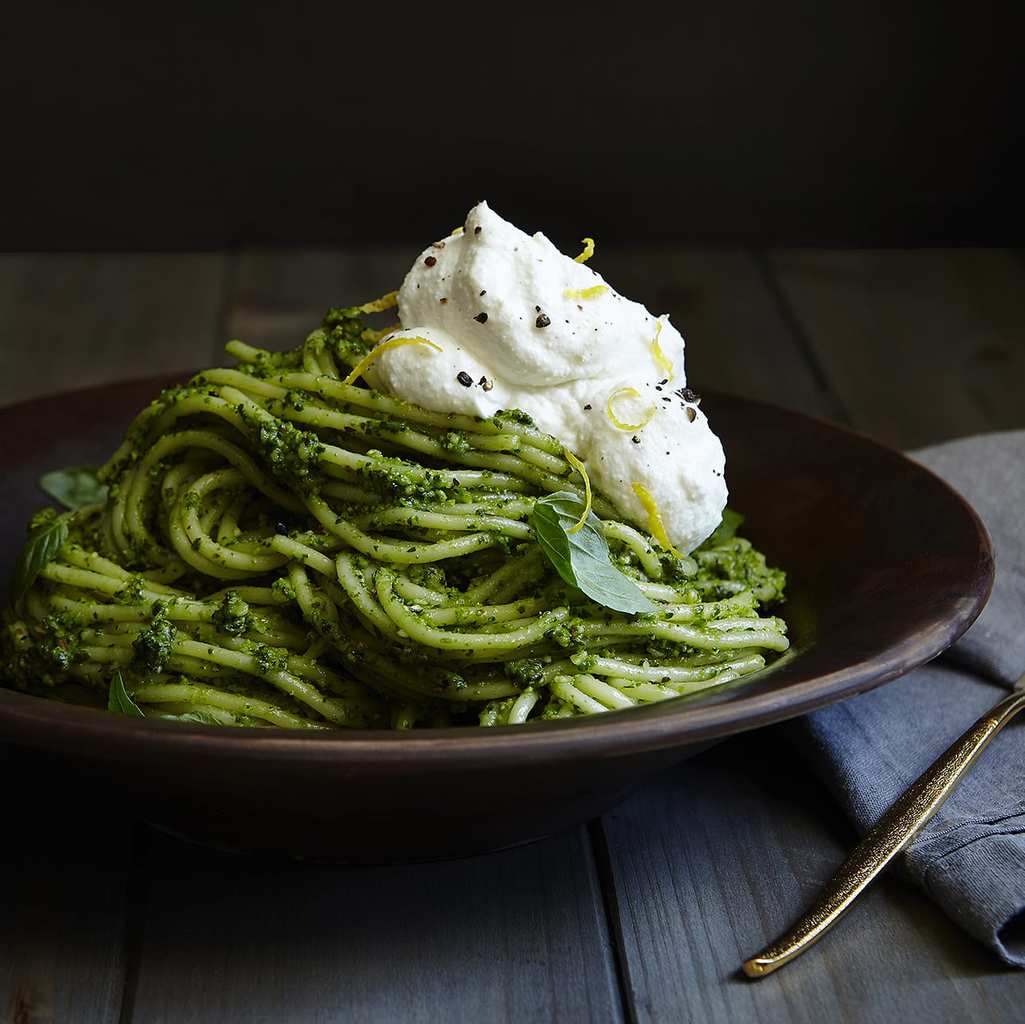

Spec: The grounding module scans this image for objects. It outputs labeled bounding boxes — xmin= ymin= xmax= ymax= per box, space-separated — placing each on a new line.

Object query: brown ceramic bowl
xmin=0 ymin=379 xmax=993 ymax=862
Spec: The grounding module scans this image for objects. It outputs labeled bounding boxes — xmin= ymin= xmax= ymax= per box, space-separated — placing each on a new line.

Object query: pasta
xmin=2 ymin=304 xmax=788 ymax=729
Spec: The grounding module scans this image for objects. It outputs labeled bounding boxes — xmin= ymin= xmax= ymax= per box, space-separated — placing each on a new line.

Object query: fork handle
xmin=743 ymin=685 xmax=1025 ymax=978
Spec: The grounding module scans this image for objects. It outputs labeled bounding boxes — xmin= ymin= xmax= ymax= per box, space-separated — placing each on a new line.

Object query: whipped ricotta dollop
xmin=366 ymin=202 xmax=727 ymax=553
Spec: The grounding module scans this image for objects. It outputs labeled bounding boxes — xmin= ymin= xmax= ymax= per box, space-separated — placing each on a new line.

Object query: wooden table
xmin=2 ymin=248 xmax=1024 ymax=1022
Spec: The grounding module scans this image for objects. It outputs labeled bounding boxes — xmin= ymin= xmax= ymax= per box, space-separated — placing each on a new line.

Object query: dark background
xmin=2 ymin=2 xmax=1022 ymax=250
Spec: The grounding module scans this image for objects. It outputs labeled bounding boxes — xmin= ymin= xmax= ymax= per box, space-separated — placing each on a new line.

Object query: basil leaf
xmin=108 ymin=669 xmax=145 ymax=717
xmin=160 ymin=713 xmax=223 ymax=729
xmin=40 ymin=466 xmax=108 ymax=510
xmin=10 ymin=511 xmax=72 ymax=606
xmin=701 ymin=507 xmax=745 ymax=549
xmin=530 ymin=492 xmax=657 ymax=615
xmin=160 ymin=710 xmax=224 ymax=725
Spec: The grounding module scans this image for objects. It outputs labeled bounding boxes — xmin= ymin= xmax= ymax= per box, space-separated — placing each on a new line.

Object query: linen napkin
xmin=797 ymin=430 xmax=1025 ymax=965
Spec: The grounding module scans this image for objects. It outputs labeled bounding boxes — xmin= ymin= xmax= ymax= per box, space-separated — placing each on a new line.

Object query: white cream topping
xmin=366 ymin=202 xmax=727 ymax=553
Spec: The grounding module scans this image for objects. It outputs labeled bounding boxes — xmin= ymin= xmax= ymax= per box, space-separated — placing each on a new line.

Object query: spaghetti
xmin=2 ymin=305 xmax=788 ymax=729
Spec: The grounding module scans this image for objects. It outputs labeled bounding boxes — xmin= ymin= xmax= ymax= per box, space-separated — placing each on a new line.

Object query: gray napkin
xmin=798 ymin=430 xmax=1025 ymax=965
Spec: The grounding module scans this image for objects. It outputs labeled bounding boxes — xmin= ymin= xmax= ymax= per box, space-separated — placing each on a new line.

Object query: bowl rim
xmin=0 ymin=382 xmax=995 ymax=768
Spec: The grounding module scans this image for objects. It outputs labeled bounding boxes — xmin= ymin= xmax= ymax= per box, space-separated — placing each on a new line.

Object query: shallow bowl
xmin=0 ymin=379 xmax=993 ymax=861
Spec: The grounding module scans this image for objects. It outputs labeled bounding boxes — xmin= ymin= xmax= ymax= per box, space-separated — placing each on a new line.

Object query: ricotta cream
xmin=366 ymin=202 xmax=727 ymax=553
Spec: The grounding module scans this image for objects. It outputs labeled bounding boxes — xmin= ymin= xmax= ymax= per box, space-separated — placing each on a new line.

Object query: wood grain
xmin=600 ymin=734 xmax=1025 ymax=1024
xmin=594 ymin=248 xmax=845 ymax=421
xmin=767 ymin=249 xmax=1025 ymax=449
xmin=227 ymin=247 xmax=414 ymax=353
xmin=0 ymin=253 xmax=229 ymax=409
xmin=0 ymin=748 xmax=131 ymax=1023
xmin=126 ymin=827 xmax=622 ymax=1024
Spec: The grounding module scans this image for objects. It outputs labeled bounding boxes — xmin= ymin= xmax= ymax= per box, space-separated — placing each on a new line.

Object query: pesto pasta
xmin=2 ymin=304 xmax=788 ymax=729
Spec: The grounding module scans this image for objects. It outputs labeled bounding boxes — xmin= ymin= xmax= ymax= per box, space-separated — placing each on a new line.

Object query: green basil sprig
xmin=10 ymin=511 xmax=72 ymax=606
xmin=529 ymin=492 xmax=657 ymax=615
xmin=39 ymin=466 xmax=108 ymax=510
xmin=160 ymin=711 xmax=224 ymax=725
xmin=107 ymin=669 xmax=145 ymax=717
xmin=700 ymin=507 xmax=745 ymax=549
xmin=107 ymin=671 xmax=220 ymax=723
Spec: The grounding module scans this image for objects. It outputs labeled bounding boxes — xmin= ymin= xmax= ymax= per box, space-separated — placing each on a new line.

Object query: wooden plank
xmin=0 ymin=746 xmax=133 ymax=1022
xmin=0 ymin=252 xmax=229 ymax=408
xmin=766 ymin=249 xmax=1025 ymax=449
xmin=594 ymin=248 xmax=844 ymax=421
xmin=599 ymin=734 xmax=1025 ymax=1024
xmin=227 ymin=247 xmax=414 ymax=355
xmin=127 ymin=827 xmax=623 ymax=1024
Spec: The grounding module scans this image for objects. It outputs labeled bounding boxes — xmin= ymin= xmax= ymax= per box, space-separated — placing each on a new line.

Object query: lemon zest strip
xmin=563 ymin=449 xmax=593 ymax=534
xmin=606 ymin=387 xmax=656 ymax=432
xmin=574 ymin=237 xmax=596 ymax=263
xmin=632 ymin=482 xmax=682 ymax=558
xmin=360 ymin=323 xmax=402 ymax=344
xmin=358 ymin=290 xmax=399 ymax=315
xmin=649 ymin=319 xmax=674 ymax=381
xmin=343 ymin=336 xmax=442 ymax=386
xmin=563 ymin=284 xmax=608 ymax=301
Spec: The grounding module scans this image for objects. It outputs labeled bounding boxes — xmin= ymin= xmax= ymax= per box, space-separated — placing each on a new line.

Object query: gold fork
xmin=743 ymin=672 xmax=1025 ymax=977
